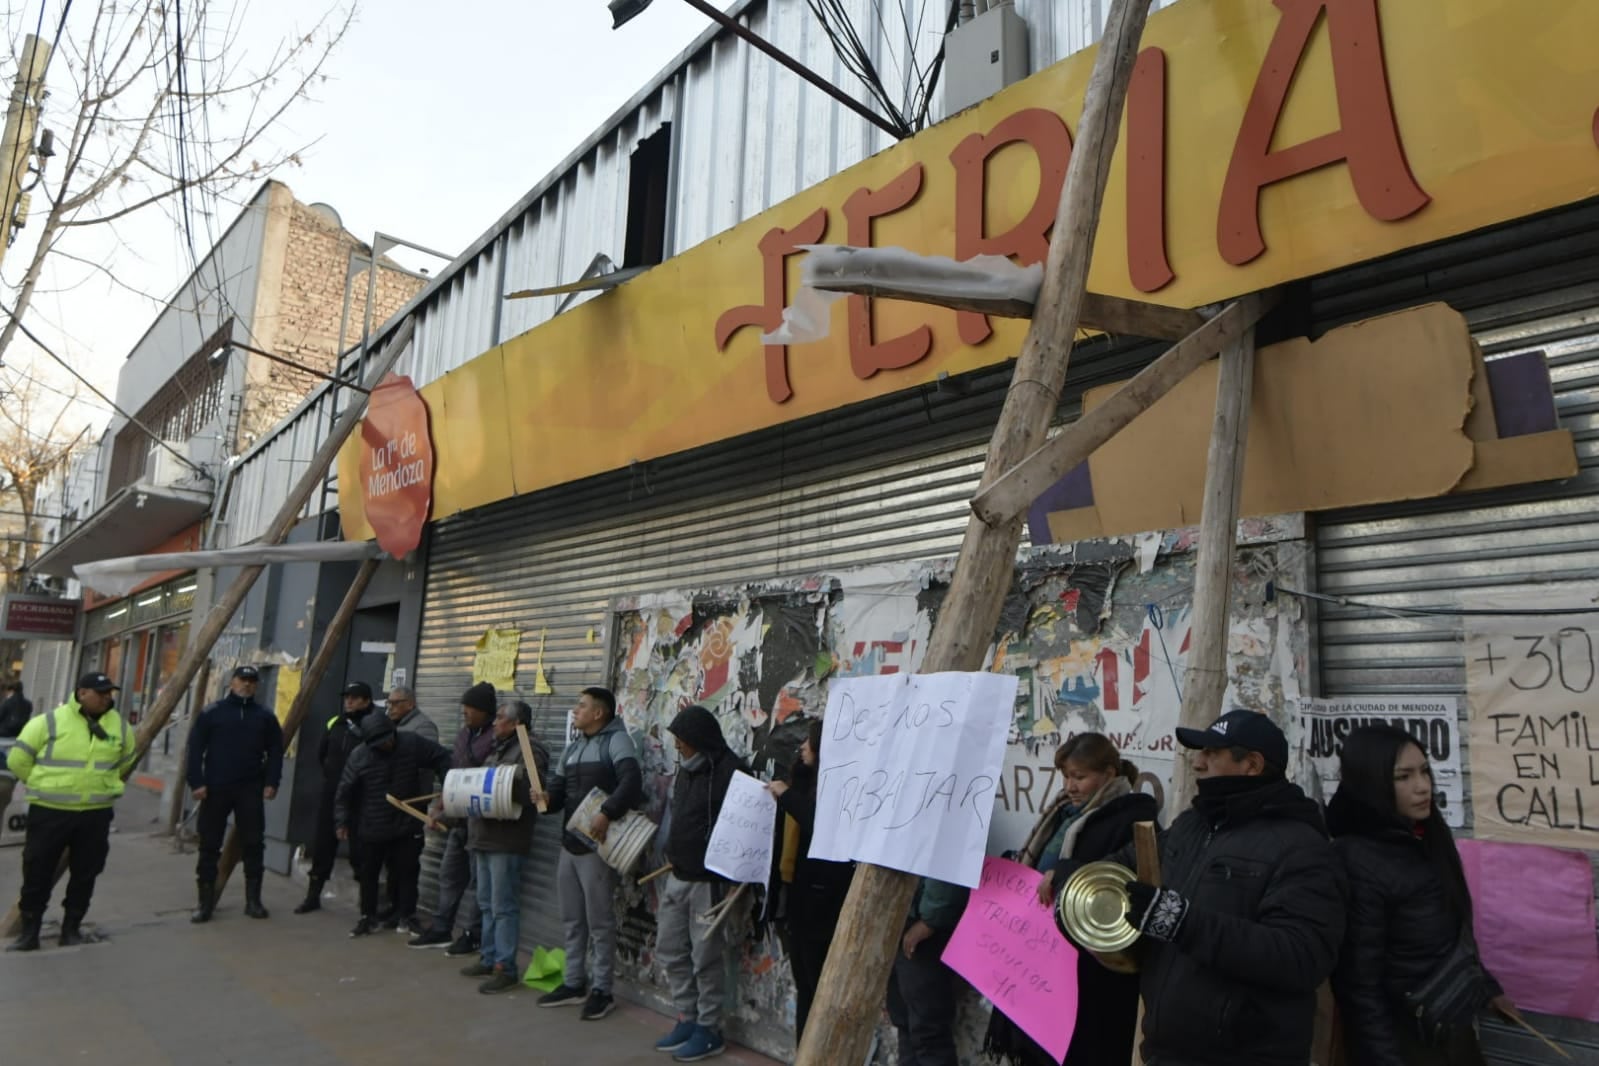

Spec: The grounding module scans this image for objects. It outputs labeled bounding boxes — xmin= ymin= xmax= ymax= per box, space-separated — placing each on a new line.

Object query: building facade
xmin=218 ymin=1 xmax=1599 ymax=1060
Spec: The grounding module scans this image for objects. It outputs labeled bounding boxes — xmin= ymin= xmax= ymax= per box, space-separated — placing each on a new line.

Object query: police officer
xmin=187 ymin=665 xmax=284 ymax=923
xmin=5 ymin=671 xmax=134 ymax=952
xmin=295 ymin=680 xmax=376 ymax=914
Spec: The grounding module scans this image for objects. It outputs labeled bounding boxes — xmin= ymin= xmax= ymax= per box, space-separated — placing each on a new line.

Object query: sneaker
xmin=348 ymin=917 xmax=378 ymax=938
xmin=581 ymin=989 xmax=616 ymax=1021
xmin=443 ymin=934 xmax=479 ymax=958
xmin=538 ymin=983 xmax=587 ymax=1009
xmin=655 ymin=1019 xmax=698 ymax=1053
xmin=478 ymin=968 xmax=519 ymax=995
xmin=459 ymin=960 xmax=494 ymax=978
xmin=380 ymin=915 xmax=400 ymax=931
xmin=672 ymin=1026 xmax=725 ymax=1062
xmin=407 ymin=928 xmax=452 ymax=949
xmin=394 ymin=916 xmax=419 ymax=936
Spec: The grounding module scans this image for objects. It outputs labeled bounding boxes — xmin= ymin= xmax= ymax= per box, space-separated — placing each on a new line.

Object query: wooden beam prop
xmin=1169 ymin=330 xmax=1257 ymax=813
xmin=971 ymin=291 xmax=1277 ymax=526
xmin=515 ymin=724 xmax=548 ymax=812
xmin=803 ymin=244 xmax=1207 ymax=341
xmin=211 ymin=554 xmax=383 ymax=897
xmin=793 ymin=2 xmax=1156 ymax=1062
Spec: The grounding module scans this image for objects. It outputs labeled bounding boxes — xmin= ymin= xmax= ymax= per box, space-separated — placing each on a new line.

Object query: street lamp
xmin=609 ymin=0 xmax=654 ymax=28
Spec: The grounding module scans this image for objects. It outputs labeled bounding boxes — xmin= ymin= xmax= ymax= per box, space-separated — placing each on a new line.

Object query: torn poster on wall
xmin=1299 ymin=696 xmax=1464 ymax=827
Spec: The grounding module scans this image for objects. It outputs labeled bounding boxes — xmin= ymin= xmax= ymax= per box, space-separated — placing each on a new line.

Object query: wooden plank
xmin=971 ymin=292 xmax=1277 ymax=526
xmin=793 ymin=2 xmax=1157 ymax=1062
xmin=1169 ymin=329 xmax=1257 ymax=813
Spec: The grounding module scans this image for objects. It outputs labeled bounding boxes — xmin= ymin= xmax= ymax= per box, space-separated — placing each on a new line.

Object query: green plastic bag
xmin=521 ymin=945 xmax=566 ymax=992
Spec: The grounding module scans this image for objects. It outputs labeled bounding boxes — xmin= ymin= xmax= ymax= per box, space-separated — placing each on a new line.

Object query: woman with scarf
xmin=985 ymin=732 xmax=1158 ymax=1066
xmin=1329 ymin=725 xmax=1518 ymax=1066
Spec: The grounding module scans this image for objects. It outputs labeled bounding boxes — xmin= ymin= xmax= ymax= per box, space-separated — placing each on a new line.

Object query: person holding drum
xmin=1328 ymin=724 xmax=1518 ymax=1065
xmin=987 ymin=733 xmax=1156 ymax=1066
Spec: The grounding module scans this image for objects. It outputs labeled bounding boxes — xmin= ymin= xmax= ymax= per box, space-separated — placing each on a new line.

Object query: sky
xmin=1 ymin=0 xmax=713 ymax=437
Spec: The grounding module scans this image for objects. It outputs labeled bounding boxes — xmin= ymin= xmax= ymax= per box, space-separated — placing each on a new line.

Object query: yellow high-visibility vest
xmin=5 ymin=697 xmax=134 ymax=811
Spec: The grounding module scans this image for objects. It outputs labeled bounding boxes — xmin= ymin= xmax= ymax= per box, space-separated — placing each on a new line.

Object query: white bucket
xmin=566 ymin=786 xmax=656 ymax=874
xmin=442 ymin=767 xmax=522 ymax=820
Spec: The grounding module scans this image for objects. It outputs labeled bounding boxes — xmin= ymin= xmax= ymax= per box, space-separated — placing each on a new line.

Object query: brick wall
xmin=238 ymin=199 xmax=427 ymax=446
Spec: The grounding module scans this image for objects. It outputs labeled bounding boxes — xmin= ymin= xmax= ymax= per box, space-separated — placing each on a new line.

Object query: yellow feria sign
xmin=340 ymin=0 xmax=1599 ymax=539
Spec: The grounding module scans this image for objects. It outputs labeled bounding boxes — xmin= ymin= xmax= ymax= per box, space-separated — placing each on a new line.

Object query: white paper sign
xmin=811 ymin=671 xmax=1018 ymax=887
xmin=705 ymin=770 xmax=778 ymax=883
xmin=1299 ymin=695 xmax=1464 ymax=827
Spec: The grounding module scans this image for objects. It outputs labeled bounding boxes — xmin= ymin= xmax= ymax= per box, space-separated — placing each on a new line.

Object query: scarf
xmin=1018 ymin=774 xmax=1134 ymax=867
xmin=1057 ymin=775 xmax=1133 ymax=860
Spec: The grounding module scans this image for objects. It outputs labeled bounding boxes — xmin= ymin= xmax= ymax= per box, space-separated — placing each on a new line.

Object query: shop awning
xmin=30 ymin=484 xmax=214 ymax=579
xmin=74 ymin=540 xmax=383 ymax=598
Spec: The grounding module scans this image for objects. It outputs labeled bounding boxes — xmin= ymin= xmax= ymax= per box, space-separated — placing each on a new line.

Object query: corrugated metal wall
xmin=1315 ymin=199 xmax=1599 ymax=1062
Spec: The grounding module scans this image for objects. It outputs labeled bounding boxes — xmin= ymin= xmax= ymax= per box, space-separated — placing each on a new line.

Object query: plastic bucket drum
xmin=598 ymin=811 xmax=655 ymax=875
xmin=442 ymin=767 xmax=522 ymax=820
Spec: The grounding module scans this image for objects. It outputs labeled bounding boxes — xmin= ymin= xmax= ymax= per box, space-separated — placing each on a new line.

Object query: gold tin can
xmin=1056 ymin=861 xmax=1141 ymax=969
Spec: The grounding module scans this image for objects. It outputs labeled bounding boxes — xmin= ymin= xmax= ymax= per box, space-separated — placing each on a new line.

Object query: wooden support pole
xmin=212 ymin=554 xmax=382 ymax=897
xmin=515 ymin=724 xmax=548 ymax=812
xmin=971 ymin=292 xmax=1277 ymax=526
xmin=1 ymin=320 xmax=411 ymax=937
xmin=1169 ymin=330 xmax=1257 ymax=813
xmin=794 ymin=3 xmax=1155 ymax=1062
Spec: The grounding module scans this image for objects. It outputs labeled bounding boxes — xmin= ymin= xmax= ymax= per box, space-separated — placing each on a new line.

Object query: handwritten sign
xmin=1300 ymin=696 xmax=1464 ymax=827
xmin=705 ymin=771 xmax=777 ymax=884
xmin=1466 ymin=593 xmax=1599 ymax=847
xmin=472 ymin=628 xmax=520 ymax=692
xmin=1458 ymin=839 xmax=1599 ymax=1022
xmin=943 ymin=856 xmax=1079 ymax=1063
xmin=810 ymin=671 xmax=1017 ymax=887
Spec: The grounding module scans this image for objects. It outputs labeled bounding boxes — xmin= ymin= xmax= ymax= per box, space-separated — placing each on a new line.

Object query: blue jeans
xmin=474 ymin=850 xmax=523 ymax=970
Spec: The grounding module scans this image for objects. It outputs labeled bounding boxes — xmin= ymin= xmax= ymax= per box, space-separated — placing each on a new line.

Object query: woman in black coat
xmin=985 ymin=732 xmax=1159 ymax=1066
xmin=769 ymin=719 xmax=855 ymax=1043
xmin=1328 ymin=724 xmax=1519 ymax=1066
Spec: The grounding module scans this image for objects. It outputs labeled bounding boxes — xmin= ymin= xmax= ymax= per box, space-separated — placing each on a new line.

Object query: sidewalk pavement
xmin=0 ymin=811 xmax=786 ymax=1066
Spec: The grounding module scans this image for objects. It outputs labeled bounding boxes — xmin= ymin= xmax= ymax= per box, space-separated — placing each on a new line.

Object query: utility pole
xmin=0 ymin=34 xmax=52 ymax=272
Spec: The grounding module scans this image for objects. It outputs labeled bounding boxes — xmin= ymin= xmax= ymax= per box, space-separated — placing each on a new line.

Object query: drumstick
xmin=637 ymin=862 xmax=673 ymax=886
xmin=515 ymin=724 xmax=548 ymax=812
xmin=402 ymin=791 xmax=441 ymax=805
xmin=385 ymin=793 xmax=437 ymax=827
xmin=1498 ymin=1007 xmax=1571 ymax=1060
xmin=1133 ymin=821 xmax=1161 ymax=887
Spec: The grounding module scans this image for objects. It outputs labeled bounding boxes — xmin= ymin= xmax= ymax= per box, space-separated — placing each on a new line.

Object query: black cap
xmin=233 ymin=665 xmax=260 ymax=682
xmin=342 ymin=681 xmax=373 ymax=700
xmin=1176 ymin=709 xmax=1288 ymax=770
xmin=76 ymin=671 xmax=119 ymax=693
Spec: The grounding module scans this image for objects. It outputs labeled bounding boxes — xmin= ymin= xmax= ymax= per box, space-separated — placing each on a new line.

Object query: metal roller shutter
xmin=1315 ymin=199 xmax=1599 ymax=1061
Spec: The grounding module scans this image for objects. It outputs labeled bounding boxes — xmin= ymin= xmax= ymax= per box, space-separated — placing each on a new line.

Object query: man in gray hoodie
xmin=535 ymin=686 xmax=642 ymax=1022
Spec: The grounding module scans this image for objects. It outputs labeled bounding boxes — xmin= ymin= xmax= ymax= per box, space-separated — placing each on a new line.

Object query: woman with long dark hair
xmin=1329 ymin=724 xmax=1519 ymax=1065
xmin=769 ymin=718 xmax=855 ymax=1043
xmin=986 ymin=732 xmax=1157 ymax=1066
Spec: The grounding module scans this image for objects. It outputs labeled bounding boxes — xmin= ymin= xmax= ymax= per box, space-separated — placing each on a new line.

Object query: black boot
xmin=6 ymin=911 xmax=41 ymax=952
xmin=244 ymin=877 xmax=269 ymax=920
xmin=191 ymin=881 xmax=216 ymax=924
xmin=58 ymin=911 xmax=86 ymax=947
xmin=294 ymin=877 xmax=324 ymax=915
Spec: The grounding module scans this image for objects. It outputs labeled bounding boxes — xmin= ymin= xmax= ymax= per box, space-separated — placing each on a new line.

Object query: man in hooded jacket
xmin=1106 ymin=709 xmax=1346 ymax=1066
xmin=652 ymin=704 xmax=748 ymax=1063
xmin=296 ymin=680 xmax=377 ymax=914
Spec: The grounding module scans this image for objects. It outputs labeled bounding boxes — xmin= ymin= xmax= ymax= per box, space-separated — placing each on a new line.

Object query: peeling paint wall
xmin=601 ymin=518 xmax=1312 ymax=1060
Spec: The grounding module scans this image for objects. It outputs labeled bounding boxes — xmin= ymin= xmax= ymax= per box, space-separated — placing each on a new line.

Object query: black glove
xmin=1125 ymin=881 xmax=1189 ymax=942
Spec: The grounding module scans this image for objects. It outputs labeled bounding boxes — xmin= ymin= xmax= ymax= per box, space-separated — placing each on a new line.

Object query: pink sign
xmin=1458 ymin=838 xmax=1599 ymax=1022
xmin=943 ymin=856 xmax=1079 ymax=1063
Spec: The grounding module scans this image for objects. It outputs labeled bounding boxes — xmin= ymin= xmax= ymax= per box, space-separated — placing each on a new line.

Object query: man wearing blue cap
xmin=187 ymin=665 xmax=283 ymax=923
xmin=1107 ymin=709 xmax=1346 ymax=1066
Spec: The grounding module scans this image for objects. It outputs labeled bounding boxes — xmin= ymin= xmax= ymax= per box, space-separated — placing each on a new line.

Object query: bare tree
xmin=0 ymin=372 xmax=86 ymax=588
xmin=0 ymin=0 xmax=356 ymax=369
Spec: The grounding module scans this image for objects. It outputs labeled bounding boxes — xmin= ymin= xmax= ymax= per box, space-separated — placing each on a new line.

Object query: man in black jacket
xmin=335 ymin=713 xmax=452 ymax=938
xmin=187 ymin=665 xmax=283 ymax=923
xmin=0 ymin=679 xmax=31 ymax=828
xmin=535 ymin=686 xmax=643 ymax=1019
xmin=651 ymin=705 xmax=748 ymax=1063
xmin=1110 ymin=709 xmax=1346 ymax=1066
xmin=295 ymin=680 xmax=376 ymax=914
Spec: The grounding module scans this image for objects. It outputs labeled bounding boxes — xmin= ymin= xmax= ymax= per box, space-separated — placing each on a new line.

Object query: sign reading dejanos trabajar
xmin=810 ymin=671 xmax=1018 ymax=887
xmin=359 ymin=373 xmax=434 ymax=557
xmin=1466 ymin=588 xmax=1599 ymax=848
